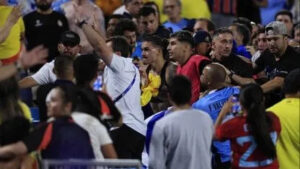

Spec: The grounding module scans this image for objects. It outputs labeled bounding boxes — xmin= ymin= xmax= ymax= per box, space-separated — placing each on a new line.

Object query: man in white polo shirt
xmin=80 ymin=21 xmax=146 ymax=159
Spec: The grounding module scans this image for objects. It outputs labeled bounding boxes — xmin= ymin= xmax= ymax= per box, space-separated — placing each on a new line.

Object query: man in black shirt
xmin=210 ymin=28 xmax=253 ymax=84
xmin=229 ymin=21 xmax=300 ymax=106
xmin=23 ymin=0 xmax=69 ymax=72
xmin=138 ymin=6 xmax=171 ymax=39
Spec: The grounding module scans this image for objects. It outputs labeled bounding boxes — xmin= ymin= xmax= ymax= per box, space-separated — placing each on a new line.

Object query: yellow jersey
xmin=147 ymin=0 xmax=211 ymax=23
xmin=0 ymin=6 xmax=25 ymax=60
xmin=267 ymin=98 xmax=300 ymax=169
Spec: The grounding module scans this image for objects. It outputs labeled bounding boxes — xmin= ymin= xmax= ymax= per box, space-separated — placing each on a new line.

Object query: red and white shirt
xmin=216 ymin=112 xmax=281 ymax=169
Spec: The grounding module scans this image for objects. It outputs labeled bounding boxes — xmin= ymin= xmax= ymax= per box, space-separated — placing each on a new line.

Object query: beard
xmin=36 ymin=3 xmax=52 ymax=11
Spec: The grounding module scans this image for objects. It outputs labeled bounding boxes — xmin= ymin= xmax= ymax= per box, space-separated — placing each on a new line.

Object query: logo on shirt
xmin=57 ymin=20 xmax=63 ymax=27
xmin=35 ymin=20 xmax=42 ymax=27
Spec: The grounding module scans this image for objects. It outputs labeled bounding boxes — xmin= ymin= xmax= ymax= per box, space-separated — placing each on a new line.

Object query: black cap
xmin=60 ymin=31 xmax=80 ymax=47
xmin=193 ymin=31 xmax=212 ymax=45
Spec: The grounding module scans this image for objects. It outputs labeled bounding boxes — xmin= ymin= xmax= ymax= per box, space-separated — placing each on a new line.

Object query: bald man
xmin=192 ymin=63 xmax=240 ymax=169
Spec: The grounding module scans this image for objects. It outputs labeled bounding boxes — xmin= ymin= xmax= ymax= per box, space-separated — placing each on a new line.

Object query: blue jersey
xmin=192 ymin=87 xmax=240 ymax=162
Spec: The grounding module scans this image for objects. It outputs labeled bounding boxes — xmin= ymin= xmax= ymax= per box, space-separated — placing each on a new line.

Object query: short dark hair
xmin=196 ymin=18 xmax=216 ymax=32
xmin=142 ymin=35 xmax=169 ymax=59
xmin=108 ymin=14 xmax=125 ymax=21
xmin=144 ymin=1 xmax=160 ymax=11
xmin=73 ymin=54 xmax=99 ymax=87
xmin=233 ymin=17 xmax=252 ymax=33
xmin=113 ymin=18 xmax=137 ymax=36
xmin=212 ymin=27 xmax=233 ymax=39
xmin=232 ymin=23 xmax=251 ymax=45
xmin=168 ymin=75 xmax=191 ymax=105
xmin=107 ymin=36 xmax=131 ymax=57
xmin=138 ymin=6 xmax=156 ymax=17
xmin=283 ymin=68 xmax=300 ymax=94
xmin=55 ymin=85 xmax=76 ymax=108
xmin=170 ymin=30 xmax=194 ymax=48
xmin=275 ymin=10 xmax=293 ymax=22
xmin=54 ymin=56 xmax=73 ymax=78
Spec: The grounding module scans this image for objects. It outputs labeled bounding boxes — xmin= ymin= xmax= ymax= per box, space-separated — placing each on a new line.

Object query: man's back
xmin=149 ymin=108 xmax=213 ymax=169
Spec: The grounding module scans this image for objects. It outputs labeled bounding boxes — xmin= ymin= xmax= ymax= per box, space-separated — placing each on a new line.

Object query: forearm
xmin=81 ymin=24 xmax=113 ymax=65
xmin=261 ymin=76 xmax=284 ymax=93
xmin=0 ymin=64 xmax=17 ymax=81
xmin=0 ymin=20 xmax=15 ymax=43
xmin=101 ymin=144 xmax=118 ymax=159
xmin=0 ymin=142 xmax=28 ymax=159
xmin=18 ymin=77 xmax=38 ymax=89
xmin=231 ymin=74 xmax=255 ymax=85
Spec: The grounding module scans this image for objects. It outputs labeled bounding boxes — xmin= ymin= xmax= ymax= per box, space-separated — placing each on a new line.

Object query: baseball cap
xmin=193 ymin=31 xmax=212 ymax=45
xmin=60 ymin=31 xmax=80 ymax=47
xmin=265 ymin=21 xmax=288 ymax=36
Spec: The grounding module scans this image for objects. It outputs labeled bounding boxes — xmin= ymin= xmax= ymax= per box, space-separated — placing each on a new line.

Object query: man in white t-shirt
xmin=18 ymin=31 xmax=81 ymax=89
xmin=80 ymin=22 xmax=146 ymax=159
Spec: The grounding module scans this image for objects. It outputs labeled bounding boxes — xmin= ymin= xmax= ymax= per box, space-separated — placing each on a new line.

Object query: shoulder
xmin=23 ymin=11 xmax=37 ymax=19
xmin=191 ymin=55 xmax=210 ymax=63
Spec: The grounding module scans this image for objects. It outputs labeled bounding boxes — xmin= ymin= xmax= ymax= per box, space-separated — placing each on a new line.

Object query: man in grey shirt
xmin=149 ymin=75 xmax=213 ymax=169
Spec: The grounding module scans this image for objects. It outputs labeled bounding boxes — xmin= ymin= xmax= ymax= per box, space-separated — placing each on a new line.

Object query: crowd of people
xmin=0 ymin=0 xmax=299 ymax=169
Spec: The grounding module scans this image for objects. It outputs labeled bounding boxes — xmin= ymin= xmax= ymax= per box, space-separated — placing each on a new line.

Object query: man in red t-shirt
xmin=167 ymin=31 xmax=211 ymax=103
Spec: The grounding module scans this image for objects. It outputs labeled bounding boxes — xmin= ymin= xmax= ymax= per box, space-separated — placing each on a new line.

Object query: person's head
xmin=256 ymin=29 xmax=268 ymax=52
xmin=233 ymin=17 xmax=252 ymax=33
xmin=106 ymin=14 xmax=125 ymax=38
xmin=124 ymin=0 xmax=143 ymax=17
xmin=113 ymin=19 xmax=137 ymax=48
xmin=200 ymin=63 xmax=226 ymax=90
xmin=229 ymin=23 xmax=251 ymax=46
xmin=142 ymin=35 xmax=168 ymax=65
xmin=163 ymin=0 xmax=181 ymax=22
xmin=294 ymin=23 xmax=300 ymax=43
xmin=212 ymin=28 xmax=234 ymax=59
xmin=239 ymin=84 xmax=276 ymax=159
xmin=265 ymin=21 xmax=289 ymax=56
xmin=73 ymin=54 xmax=99 ymax=88
xmin=106 ymin=36 xmax=131 ymax=57
xmin=58 ymin=31 xmax=81 ymax=59
xmin=144 ymin=1 xmax=160 ymax=23
xmin=283 ymin=68 xmax=300 ymax=97
xmin=0 ymin=76 xmax=23 ymax=122
xmin=46 ymin=85 xmax=75 ymax=117
xmin=193 ymin=30 xmax=212 ymax=56
xmin=138 ymin=6 xmax=159 ymax=35
xmin=54 ymin=56 xmax=74 ymax=80
xmin=35 ymin=0 xmax=53 ymax=12
xmin=168 ymin=31 xmax=194 ymax=64
xmin=193 ymin=18 xmax=215 ymax=36
xmin=168 ymin=75 xmax=191 ymax=106
xmin=275 ymin=10 xmax=293 ymax=36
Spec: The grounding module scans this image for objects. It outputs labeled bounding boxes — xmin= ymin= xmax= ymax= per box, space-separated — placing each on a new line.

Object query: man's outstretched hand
xmin=19 ymin=45 xmax=48 ymax=69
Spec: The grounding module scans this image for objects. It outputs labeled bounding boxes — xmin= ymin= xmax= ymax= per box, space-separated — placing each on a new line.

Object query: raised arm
xmin=80 ymin=23 xmax=113 ymax=65
xmin=0 ymin=6 xmax=21 ymax=43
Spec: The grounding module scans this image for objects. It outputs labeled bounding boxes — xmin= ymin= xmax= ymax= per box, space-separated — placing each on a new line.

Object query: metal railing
xmin=42 ymin=159 xmax=142 ymax=169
